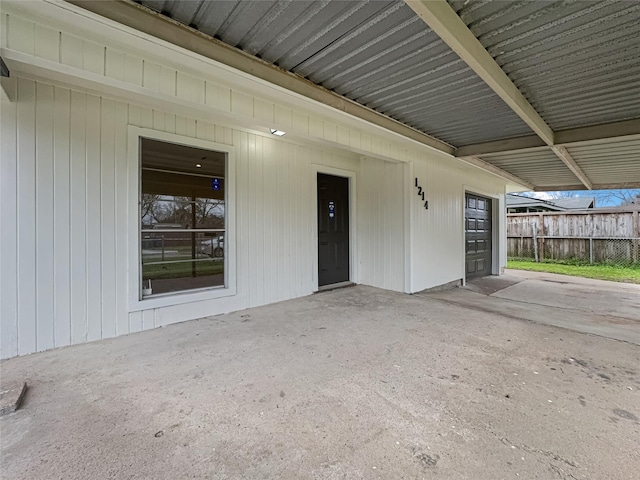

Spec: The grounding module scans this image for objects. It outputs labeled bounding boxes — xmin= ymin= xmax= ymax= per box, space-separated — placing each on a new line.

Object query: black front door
xmin=465 ymin=192 xmax=493 ymax=280
xmin=318 ymin=173 xmax=350 ymax=287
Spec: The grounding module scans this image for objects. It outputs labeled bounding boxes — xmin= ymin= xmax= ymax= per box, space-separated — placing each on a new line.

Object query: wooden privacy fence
xmin=507 ymin=209 xmax=640 ymax=265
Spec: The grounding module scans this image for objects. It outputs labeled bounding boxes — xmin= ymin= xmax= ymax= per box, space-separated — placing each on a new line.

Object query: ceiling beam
xmin=555 ymin=118 xmax=640 ymax=146
xmin=406 ymin=0 xmax=554 ymax=146
xmin=550 ymin=146 xmax=592 ymax=190
xmin=458 ymin=156 xmax=535 ymax=190
xmin=456 ymin=135 xmax=547 ymax=157
xmin=67 ymin=0 xmax=455 ymax=156
xmin=457 ymin=119 xmax=640 ymax=157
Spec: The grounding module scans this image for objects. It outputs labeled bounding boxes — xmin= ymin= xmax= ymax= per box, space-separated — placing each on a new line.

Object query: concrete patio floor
xmin=1 ymin=274 xmax=639 ymax=479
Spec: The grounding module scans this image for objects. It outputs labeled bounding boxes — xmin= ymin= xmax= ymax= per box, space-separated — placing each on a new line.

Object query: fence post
xmin=633 ymin=211 xmax=639 ymax=264
xmin=538 ymin=213 xmax=545 ymax=262
xmin=161 ymin=235 xmax=165 ymax=262
xmin=589 ymin=237 xmax=593 ymax=265
xmin=533 ymin=223 xmax=539 ymax=263
xmin=519 ymin=234 xmax=523 ymax=258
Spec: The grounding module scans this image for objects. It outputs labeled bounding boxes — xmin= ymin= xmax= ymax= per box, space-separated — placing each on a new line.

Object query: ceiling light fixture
xmin=195 ymin=163 xmax=202 ymax=168
xmin=270 ymin=128 xmax=286 ymax=136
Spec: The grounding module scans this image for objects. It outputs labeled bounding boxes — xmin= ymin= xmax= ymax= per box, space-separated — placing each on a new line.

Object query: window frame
xmin=128 ymin=126 xmax=236 ymax=312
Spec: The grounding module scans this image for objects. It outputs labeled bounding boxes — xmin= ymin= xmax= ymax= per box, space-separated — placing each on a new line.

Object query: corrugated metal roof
xmin=137 ymin=0 xmax=533 ymax=146
xmin=480 ymin=148 xmax=580 ymax=188
xmin=567 ymin=137 xmax=640 ymax=186
xmin=448 ymin=0 xmax=640 ymax=131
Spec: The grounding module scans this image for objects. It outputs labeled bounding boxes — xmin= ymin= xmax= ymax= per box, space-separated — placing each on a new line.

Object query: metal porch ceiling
xmin=80 ymin=0 xmax=640 ymax=191
xmin=448 ymin=0 xmax=640 ymax=131
xmin=566 ymin=138 xmax=640 ymax=187
xmin=480 ymin=148 xmax=582 ymax=189
xmin=137 ymin=0 xmax=533 ymax=147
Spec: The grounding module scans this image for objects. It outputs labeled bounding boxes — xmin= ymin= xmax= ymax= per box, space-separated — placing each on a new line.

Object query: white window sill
xmin=129 ymin=284 xmax=236 ymax=312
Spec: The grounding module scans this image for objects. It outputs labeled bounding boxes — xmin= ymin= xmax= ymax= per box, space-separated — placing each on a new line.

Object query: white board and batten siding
xmin=411 ymin=160 xmax=507 ymax=292
xmin=1 ymin=2 xmax=510 ymax=358
xmin=1 ymin=76 xmax=381 ymax=358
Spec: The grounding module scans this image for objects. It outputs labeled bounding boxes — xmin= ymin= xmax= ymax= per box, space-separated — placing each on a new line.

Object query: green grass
xmin=507 ymin=259 xmax=640 ymax=284
xmin=143 ymin=258 xmax=224 ymax=280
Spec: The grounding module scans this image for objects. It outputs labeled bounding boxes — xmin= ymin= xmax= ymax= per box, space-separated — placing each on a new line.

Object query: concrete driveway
xmin=1 ymin=277 xmax=639 ymax=479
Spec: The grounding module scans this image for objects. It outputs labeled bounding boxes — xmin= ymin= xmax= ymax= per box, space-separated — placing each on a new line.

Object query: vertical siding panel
xmin=101 ymin=98 xmax=117 ymax=338
xmin=247 ymin=133 xmax=258 ymax=305
xmin=129 ymin=312 xmax=143 ymax=333
xmin=82 ymin=41 xmax=105 ymax=75
xmin=293 ymin=146 xmax=304 ymax=295
xmin=208 ymin=84 xmax=231 ymax=113
xmin=309 ymin=117 xmax=323 ymax=138
xmin=360 ymin=158 xmax=373 ymax=285
xmin=278 ymin=142 xmax=290 ymax=301
xmin=140 ymin=106 xmax=153 ymax=129
xmin=274 ymin=105 xmax=292 ymax=133
xmin=176 ymin=72 xmax=204 ymax=104
xmin=289 ymin=146 xmax=298 ymax=295
xmin=128 ymin=104 xmax=141 ymax=128
xmin=7 ymin=15 xmax=35 ymax=54
xmin=16 ymin=78 xmax=37 ymax=355
xmin=291 ymin=111 xmax=308 ymax=137
xmin=374 ymin=161 xmax=382 ymax=286
xmin=175 ymin=115 xmax=186 ymax=136
xmin=143 ymin=61 xmax=161 ymax=92
xmin=142 ymin=309 xmax=155 ymax=330
xmin=263 ymin=137 xmax=276 ymax=303
xmin=159 ymin=67 xmax=177 ymax=97
xmin=60 ymin=33 xmax=83 ymax=69
xmin=185 ymin=118 xmax=196 ymax=138
xmin=323 ymin=121 xmax=337 ymax=144
xmin=34 ymin=24 xmax=59 ymax=61
xmin=70 ymin=90 xmax=88 ymax=345
xmin=254 ymin=98 xmax=273 ymax=124
xmin=164 ymin=113 xmax=176 ymax=134
xmin=392 ymin=162 xmax=403 ymax=290
xmin=196 ymin=120 xmax=207 ymax=140
xmin=383 ymin=163 xmax=392 ymax=289
xmin=105 ymin=49 xmax=125 ymax=81
xmin=85 ymin=94 xmax=102 ymax=342
xmin=204 ymin=123 xmax=216 ymax=143
xmin=152 ymin=109 xmax=165 ymax=131
xmin=255 ymin=136 xmax=265 ymax=305
xmin=35 ymin=83 xmax=55 ymax=351
xmin=214 ymin=124 xmax=225 ymax=144
xmin=0 ymin=77 xmax=19 ymax=358
xmin=53 ymin=86 xmax=71 ymax=348
xmin=114 ymin=101 xmax=129 ymax=336
xmin=231 ymin=91 xmax=253 ymax=118
xmin=235 ymin=130 xmax=249 ymax=299
xmin=124 ymin=55 xmax=144 ymax=87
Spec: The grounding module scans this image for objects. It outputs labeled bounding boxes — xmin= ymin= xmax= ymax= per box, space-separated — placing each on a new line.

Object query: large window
xmin=140 ymin=138 xmax=226 ymax=298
